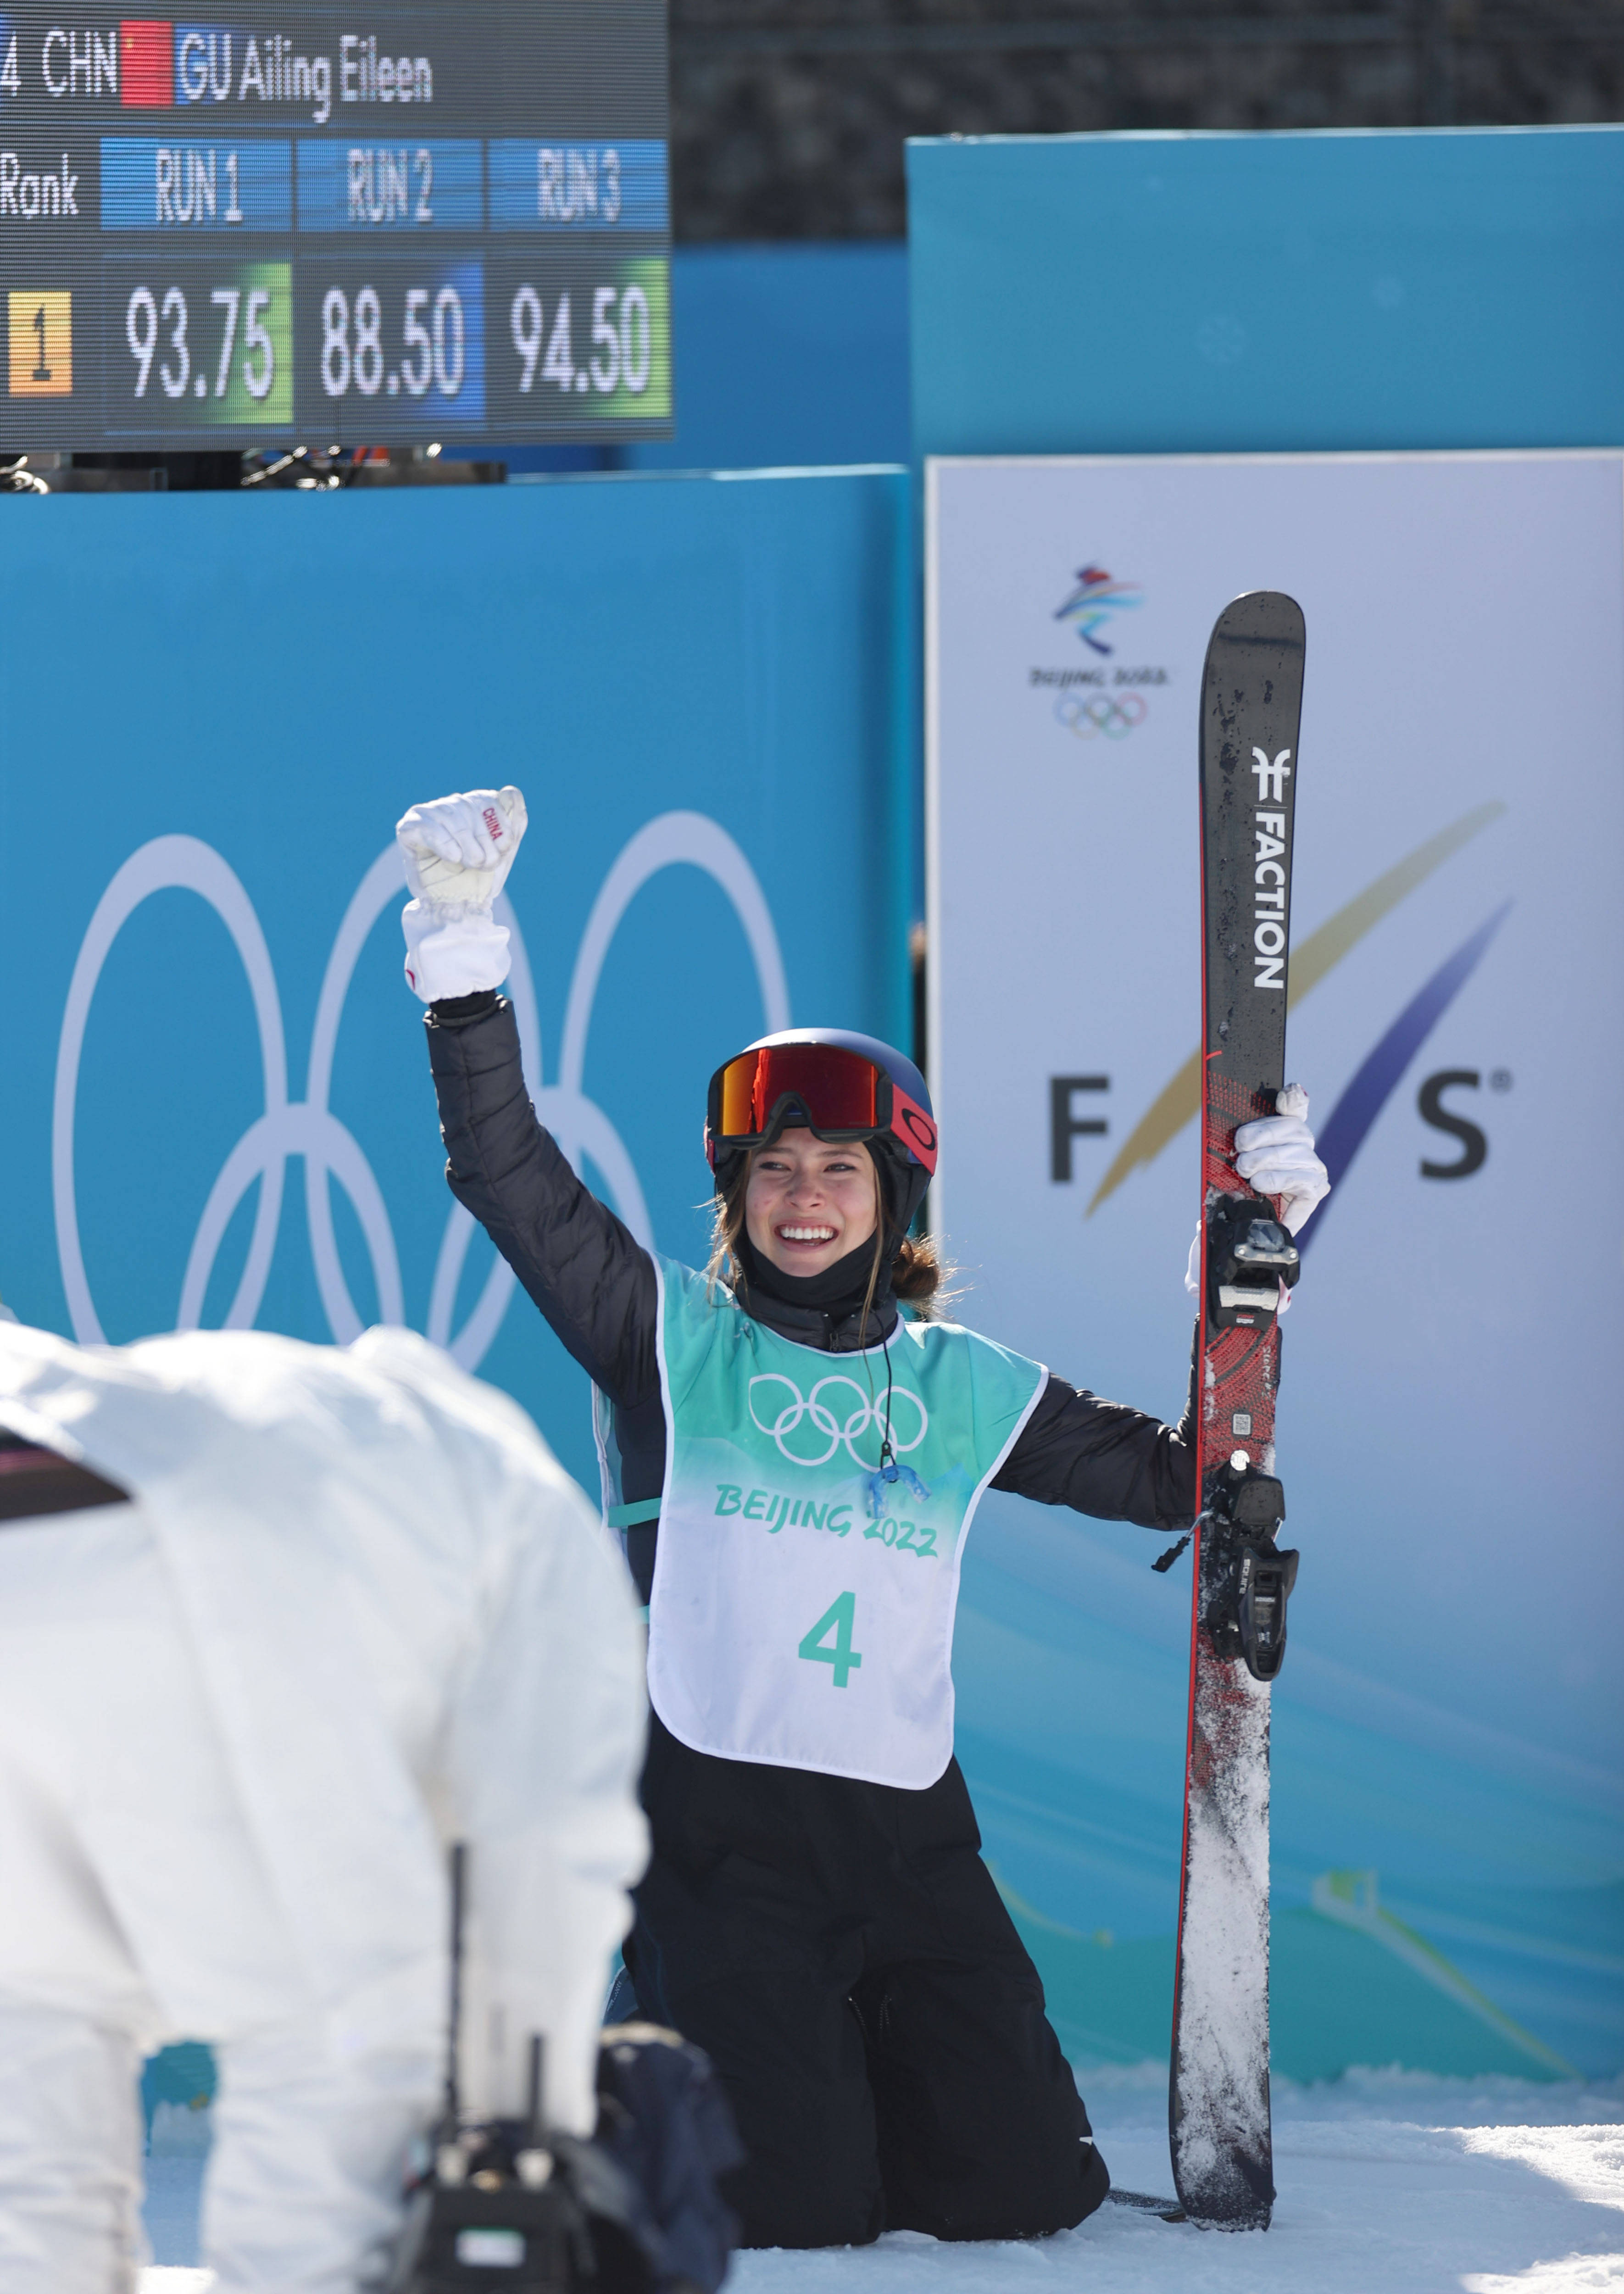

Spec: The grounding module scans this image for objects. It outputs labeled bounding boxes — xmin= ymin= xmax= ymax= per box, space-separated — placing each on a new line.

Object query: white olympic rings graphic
xmin=747 ymin=1370 xmax=929 ymax=1470
xmin=1055 ymin=690 xmax=1148 ymax=741
xmin=53 ymin=812 xmax=790 ymax=1369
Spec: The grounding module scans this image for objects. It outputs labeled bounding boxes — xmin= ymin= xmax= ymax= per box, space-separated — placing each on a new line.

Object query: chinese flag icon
xmin=120 ymin=21 xmax=173 ymax=105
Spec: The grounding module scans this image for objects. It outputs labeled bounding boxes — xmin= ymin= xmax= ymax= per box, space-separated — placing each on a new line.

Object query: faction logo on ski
xmin=1251 ymin=746 xmax=1292 ymax=991
xmin=1085 ymin=798 xmax=1512 ymax=1251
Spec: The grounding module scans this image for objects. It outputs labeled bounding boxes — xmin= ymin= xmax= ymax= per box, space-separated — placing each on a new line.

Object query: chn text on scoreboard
xmin=0 ymin=4 xmax=671 ymax=448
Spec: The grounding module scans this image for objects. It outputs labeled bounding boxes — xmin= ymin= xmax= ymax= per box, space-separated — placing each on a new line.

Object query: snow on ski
xmin=1105 ymin=2186 xmax=1187 ymax=2222
xmin=1169 ymin=591 xmax=1307 ymax=2231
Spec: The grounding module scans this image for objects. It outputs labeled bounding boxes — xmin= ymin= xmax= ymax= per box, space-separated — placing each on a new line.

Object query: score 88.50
xmin=304 ymin=263 xmax=485 ymax=423
xmin=323 ymin=284 xmax=462 ymax=401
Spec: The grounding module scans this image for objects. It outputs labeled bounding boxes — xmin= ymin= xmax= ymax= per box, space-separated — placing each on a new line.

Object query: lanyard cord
xmin=876 ymin=1336 xmax=897 ymax=1480
xmin=852 ymin=1214 xmax=899 ymax=1481
xmin=858 ymin=1321 xmax=900 ymax=1482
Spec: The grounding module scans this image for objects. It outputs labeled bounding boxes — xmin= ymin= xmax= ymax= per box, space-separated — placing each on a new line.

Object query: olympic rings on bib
xmin=747 ymin=1370 xmax=929 ymax=1469
xmin=1055 ymin=690 xmax=1148 ymax=741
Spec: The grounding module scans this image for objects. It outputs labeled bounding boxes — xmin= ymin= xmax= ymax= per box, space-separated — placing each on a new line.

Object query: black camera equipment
xmin=385 ymin=1848 xmax=651 ymax=2294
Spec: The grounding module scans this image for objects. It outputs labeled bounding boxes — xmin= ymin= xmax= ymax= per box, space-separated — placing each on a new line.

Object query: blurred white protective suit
xmin=0 ymin=1322 xmax=649 ymax=2294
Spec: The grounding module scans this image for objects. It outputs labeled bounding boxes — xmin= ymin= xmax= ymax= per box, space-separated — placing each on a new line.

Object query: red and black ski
xmin=1168 ymin=592 xmax=1307 ymax=2230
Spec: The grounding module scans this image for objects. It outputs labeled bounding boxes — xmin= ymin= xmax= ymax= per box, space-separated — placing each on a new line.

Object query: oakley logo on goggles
xmin=706 ymin=1044 xmax=938 ymax=1173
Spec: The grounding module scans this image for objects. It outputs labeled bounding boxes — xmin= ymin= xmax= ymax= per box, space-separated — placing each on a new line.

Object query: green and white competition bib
xmin=645 ymin=1258 xmax=1046 ymax=1787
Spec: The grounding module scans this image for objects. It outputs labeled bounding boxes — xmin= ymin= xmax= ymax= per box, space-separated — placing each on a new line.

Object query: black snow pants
xmin=622 ymin=1714 xmax=1110 ymax=2250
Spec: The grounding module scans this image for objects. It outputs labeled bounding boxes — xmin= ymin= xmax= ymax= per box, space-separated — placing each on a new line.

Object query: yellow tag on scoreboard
xmin=8 ymin=292 xmax=72 ymax=397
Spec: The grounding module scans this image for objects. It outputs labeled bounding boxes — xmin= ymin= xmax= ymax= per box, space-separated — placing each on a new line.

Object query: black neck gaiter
xmin=736 ymin=1230 xmax=896 ymax=1324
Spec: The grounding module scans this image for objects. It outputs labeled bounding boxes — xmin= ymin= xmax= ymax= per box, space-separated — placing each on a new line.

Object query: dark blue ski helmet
xmin=705 ymin=1029 xmax=937 ymax=1230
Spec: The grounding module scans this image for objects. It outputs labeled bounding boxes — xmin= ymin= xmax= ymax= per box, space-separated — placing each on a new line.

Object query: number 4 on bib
xmin=798 ymin=1592 xmax=863 ymax=1688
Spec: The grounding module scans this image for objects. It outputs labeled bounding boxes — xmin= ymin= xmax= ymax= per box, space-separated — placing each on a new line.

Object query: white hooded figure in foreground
xmin=0 ymin=1320 xmax=650 ymax=2294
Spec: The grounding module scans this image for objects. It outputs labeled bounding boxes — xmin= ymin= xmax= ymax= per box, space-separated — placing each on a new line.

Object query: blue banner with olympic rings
xmin=0 ymin=470 xmax=913 ymax=1503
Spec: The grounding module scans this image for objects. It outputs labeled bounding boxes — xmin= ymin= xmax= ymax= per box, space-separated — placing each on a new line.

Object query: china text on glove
xmin=396 ymin=786 xmax=528 ymax=1004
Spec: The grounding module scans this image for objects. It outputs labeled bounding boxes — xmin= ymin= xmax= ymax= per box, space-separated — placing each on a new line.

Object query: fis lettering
xmin=1250 ymin=746 xmax=1291 ymax=991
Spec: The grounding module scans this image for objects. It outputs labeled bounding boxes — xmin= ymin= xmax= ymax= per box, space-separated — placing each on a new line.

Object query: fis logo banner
xmin=926 ymin=448 xmax=1623 ymax=2091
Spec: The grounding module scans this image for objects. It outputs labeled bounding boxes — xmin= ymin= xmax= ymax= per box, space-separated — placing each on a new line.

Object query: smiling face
xmin=743 ymin=1129 xmax=881 ymax=1281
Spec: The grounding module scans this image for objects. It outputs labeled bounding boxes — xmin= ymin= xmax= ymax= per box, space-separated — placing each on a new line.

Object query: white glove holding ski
xmin=1234 ymin=1083 xmax=1329 ymax=1234
xmin=1182 ymin=1084 xmax=1329 ymax=1301
xmin=396 ymin=786 xmax=528 ymax=1004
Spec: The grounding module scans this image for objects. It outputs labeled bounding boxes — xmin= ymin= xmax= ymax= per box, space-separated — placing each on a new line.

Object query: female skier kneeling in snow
xmin=395 ymin=788 xmax=1330 ymax=2253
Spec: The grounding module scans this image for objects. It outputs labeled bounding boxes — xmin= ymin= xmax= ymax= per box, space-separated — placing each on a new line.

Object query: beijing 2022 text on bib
xmin=644 ymin=1258 xmax=1045 ymax=1787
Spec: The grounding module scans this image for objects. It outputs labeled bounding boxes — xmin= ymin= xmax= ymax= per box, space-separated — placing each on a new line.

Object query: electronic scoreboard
xmin=0 ymin=3 xmax=671 ymax=449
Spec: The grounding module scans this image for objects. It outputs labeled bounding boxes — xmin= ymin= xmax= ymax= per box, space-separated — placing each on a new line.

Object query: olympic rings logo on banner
xmin=1055 ymin=690 xmax=1148 ymax=741
xmin=747 ymin=1370 xmax=928 ymax=1469
xmin=52 ymin=813 xmax=790 ymax=1373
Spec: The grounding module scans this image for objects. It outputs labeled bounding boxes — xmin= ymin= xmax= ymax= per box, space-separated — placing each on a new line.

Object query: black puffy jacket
xmin=426 ymin=997 xmax=1197 ymax=1597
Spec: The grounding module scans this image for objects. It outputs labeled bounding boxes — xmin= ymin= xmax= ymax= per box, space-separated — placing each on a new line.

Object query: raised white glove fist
xmin=1182 ymin=1084 xmax=1329 ymax=1301
xmin=1234 ymin=1082 xmax=1329 ymax=1235
xmin=396 ymin=787 xmax=527 ymax=916
xmin=396 ymin=787 xmax=528 ymax=1005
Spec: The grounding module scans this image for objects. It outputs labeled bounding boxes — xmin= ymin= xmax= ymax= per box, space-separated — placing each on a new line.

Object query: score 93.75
xmin=105 ymin=261 xmax=293 ymax=431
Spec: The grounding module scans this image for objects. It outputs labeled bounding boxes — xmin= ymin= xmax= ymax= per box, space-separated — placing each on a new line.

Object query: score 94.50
xmin=509 ymin=283 xmax=651 ymax=401
xmin=492 ymin=262 xmax=670 ymax=426
xmin=107 ymin=262 xmax=293 ymax=429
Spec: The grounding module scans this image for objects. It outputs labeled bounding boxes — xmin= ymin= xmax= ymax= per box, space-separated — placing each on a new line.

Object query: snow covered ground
xmin=139 ymin=2067 xmax=1624 ymax=2294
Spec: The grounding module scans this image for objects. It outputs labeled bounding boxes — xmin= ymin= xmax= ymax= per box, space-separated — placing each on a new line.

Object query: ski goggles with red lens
xmin=705 ymin=1044 xmax=938 ymax=1174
